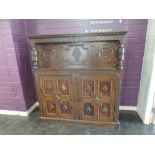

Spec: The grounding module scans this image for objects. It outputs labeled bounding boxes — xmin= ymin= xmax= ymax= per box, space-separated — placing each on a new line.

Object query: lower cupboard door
xmin=78 ymin=74 xmax=116 ymax=122
xmin=39 ymin=75 xmax=75 ymax=119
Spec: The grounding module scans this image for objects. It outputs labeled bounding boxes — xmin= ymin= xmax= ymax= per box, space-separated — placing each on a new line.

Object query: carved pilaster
xmin=118 ymin=44 xmax=125 ymax=69
xmin=31 ymin=45 xmax=38 ymax=70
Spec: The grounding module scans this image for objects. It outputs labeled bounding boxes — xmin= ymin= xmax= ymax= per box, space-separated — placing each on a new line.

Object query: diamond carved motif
xmin=99 ymin=81 xmax=111 ymax=96
xmin=61 ymin=84 xmax=66 ymax=91
xmin=46 ymin=101 xmax=56 ymax=113
xmin=60 ymin=102 xmax=71 ymax=114
xmin=44 ymin=80 xmax=54 ymax=95
xmin=58 ymin=80 xmax=69 ymax=95
xmin=83 ymin=81 xmax=94 ymax=97
xmin=84 ymin=103 xmax=94 ymax=116
xmin=102 ymin=85 xmax=108 ymax=93
xmin=99 ymin=103 xmax=110 ymax=117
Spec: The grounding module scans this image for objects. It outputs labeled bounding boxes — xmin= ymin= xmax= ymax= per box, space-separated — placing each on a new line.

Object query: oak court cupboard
xmin=28 ymin=32 xmax=126 ymax=128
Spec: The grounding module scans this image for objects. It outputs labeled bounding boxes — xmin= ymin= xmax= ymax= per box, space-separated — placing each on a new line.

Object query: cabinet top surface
xmin=28 ymin=31 xmax=127 ymax=39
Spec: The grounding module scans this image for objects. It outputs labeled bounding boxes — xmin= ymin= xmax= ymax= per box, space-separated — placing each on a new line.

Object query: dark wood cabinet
xmin=28 ymin=32 xmax=126 ymax=128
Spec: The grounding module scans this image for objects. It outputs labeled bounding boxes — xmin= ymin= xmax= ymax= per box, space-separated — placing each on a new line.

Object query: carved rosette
xmin=31 ymin=46 xmax=38 ymax=70
xmin=118 ymin=44 xmax=125 ymax=69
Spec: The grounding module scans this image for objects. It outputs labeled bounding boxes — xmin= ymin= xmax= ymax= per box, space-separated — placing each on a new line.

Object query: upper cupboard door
xmin=39 ymin=76 xmax=75 ymax=119
xmin=35 ymin=42 xmax=119 ymax=69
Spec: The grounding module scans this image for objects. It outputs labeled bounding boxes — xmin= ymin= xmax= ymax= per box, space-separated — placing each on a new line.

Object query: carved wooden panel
xmin=46 ymin=101 xmax=57 ymax=114
xmin=36 ymin=44 xmax=60 ymax=67
xmin=63 ymin=45 xmax=89 ymax=66
xmin=99 ymin=103 xmax=110 ymax=117
xmin=83 ymin=81 xmax=95 ymax=97
xmin=99 ymin=81 xmax=111 ymax=96
xmin=44 ymin=80 xmax=55 ymax=95
xmin=78 ymin=72 xmax=116 ymax=122
xmin=60 ymin=102 xmax=72 ymax=114
xmin=90 ymin=42 xmax=119 ymax=68
xmin=36 ymin=42 xmax=119 ymax=69
xmin=41 ymin=97 xmax=59 ymax=118
xmin=39 ymin=75 xmax=74 ymax=119
xmin=58 ymin=80 xmax=69 ymax=95
xmin=84 ymin=103 xmax=95 ymax=116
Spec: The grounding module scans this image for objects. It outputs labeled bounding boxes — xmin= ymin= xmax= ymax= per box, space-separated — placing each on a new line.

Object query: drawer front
xmin=78 ymin=72 xmax=116 ymax=122
xmin=36 ymin=42 xmax=119 ymax=69
xmin=39 ymin=75 xmax=75 ymax=119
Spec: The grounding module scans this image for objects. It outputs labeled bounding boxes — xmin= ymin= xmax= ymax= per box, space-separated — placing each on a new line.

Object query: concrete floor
xmin=0 ymin=108 xmax=155 ymax=135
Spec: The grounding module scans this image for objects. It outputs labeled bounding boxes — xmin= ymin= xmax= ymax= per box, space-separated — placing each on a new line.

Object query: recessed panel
xmin=46 ymin=101 xmax=57 ymax=113
xmin=58 ymin=80 xmax=69 ymax=95
xmin=99 ymin=48 xmax=113 ymax=62
xmin=83 ymin=81 xmax=94 ymax=97
xmin=60 ymin=102 xmax=71 ymax=114
xmin=99 ymin=81 xmax=111 ymax=96
xmin=63 ymin=45 xmax=89 ymax=66
xmin=99 ymin=103 xmax=110 ymax=117
xmin=44 ymin=80 xmax=54 ymax=95
xmin=84 ymin=103 xmax=95 ymax=116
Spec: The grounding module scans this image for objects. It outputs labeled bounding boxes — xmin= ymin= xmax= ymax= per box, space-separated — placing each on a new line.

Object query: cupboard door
xmin=40 ymin=77 xmax=59 ymax=118
xmin=78 ymin=73 xmax=116 ymax=122
xmin=97 ymin=77 xmax=116 ymax=122
xmin=57 ymin=76 xmax=74 ymax=119
xmin=39 ymin=75 xmax=75 ymax=119
xmin=78 ymin=78 xmax=98 ymax=121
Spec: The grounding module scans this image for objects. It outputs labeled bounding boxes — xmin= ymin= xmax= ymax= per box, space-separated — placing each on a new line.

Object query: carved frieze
xmin=35 ymin=42 xmax=121 ymax=69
